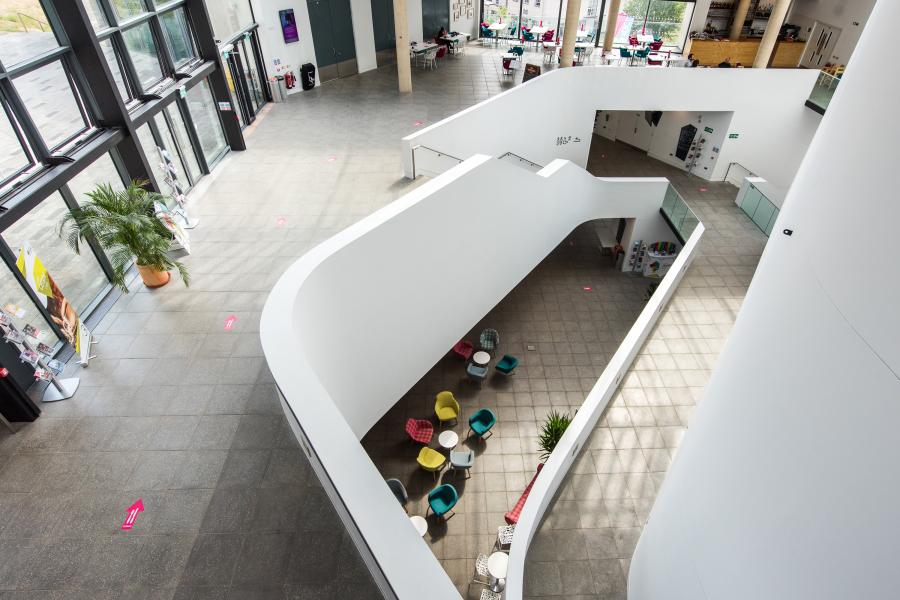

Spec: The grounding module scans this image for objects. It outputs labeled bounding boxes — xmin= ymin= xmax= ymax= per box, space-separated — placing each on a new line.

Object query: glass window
xmin=483 ymin=1 xmax=522 ymax=39
xmin=99 ymin=39 xmax=130 ymax=101
xmin=159 ymin=8 xmax=197 ymax=68
xmin=134 ymin=123 xmax=167 ymax=189
xmin=82 ymin=0 xmax=110 ymax=30
xmin=206 ymin=0 xmax=255 ymax=41
xmin=0 ymin=106 xmax=32 ymax=184
xmin=186 ymin=79 xmax=227 ymax=164
xmin=165 ymin=103 xmax=201 ymax=183
xmin=0 ymin=0 xmax=61 ymax=67
xmin=152 ymin=112 xmax=189 ymax=195
xmin=122 ymin=22 xmax=164 ymax=90
xmin=66 ymin=152 xmax=124 ymax=204
xmin=613 ymin=0 xmax=695 ymax=50
xmin=110 ymin=0 xmax=147 ymax=21
xmin=12 ymin=60 xmax=89 ymax=150
xmin=2 ymin=192 xmax=110 ymax=319
xmin=0 ymin=266 xmax=61 ymax=349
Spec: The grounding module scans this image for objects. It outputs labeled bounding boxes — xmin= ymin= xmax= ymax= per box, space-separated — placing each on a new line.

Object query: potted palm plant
xmin=537 ymin=409 xmax=572 ymax=462
xmin=59 ymin=180 xmax=189 ymax=292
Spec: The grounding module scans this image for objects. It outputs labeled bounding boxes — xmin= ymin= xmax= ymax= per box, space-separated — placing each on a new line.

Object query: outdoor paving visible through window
xmin=362 ymin=220 xmax=653 ymax=598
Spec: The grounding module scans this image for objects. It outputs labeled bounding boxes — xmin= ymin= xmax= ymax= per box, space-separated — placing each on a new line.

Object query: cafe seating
xmin=386 ymin=478 xmax=408 ymax=507
xmin=542 ymin=30 xmax=555 ymax=42
xmin=452 ymin=340 xmax=474 ymax=361
xmin=435 ymin=391 xmax=460 ymax=427
xmin=468 ymin=408 xmax=497 ymax=439
xmin=426 ymin=483 xmax=459 ymax=519
xmin=417 ymin=446 xmax=447 ymax=479
xmin=495 ymin=354 xmax=519 ymax=376
xmin=479 ymin=328 xmax=500 ymax=351
xmin=618 ymin=47 xmax=633 ymax=65
xmin=405 ymin=418 xmax=434 ymax=444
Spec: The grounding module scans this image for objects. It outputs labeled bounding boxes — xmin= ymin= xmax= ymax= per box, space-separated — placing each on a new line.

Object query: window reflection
xmin=111 ymin=0 xmax=147 ymax=21
xmin=160 ymin=8 xmax=197 ymax=68
xmin=122 ymin=22 xmax=164 ymax=90
xmin=12 ymin=60 xmax=89 ymax=151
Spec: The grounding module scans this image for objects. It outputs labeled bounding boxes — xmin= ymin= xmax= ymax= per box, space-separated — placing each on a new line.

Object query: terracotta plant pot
xmin=137 ymin=264 xmax=171 ymax=288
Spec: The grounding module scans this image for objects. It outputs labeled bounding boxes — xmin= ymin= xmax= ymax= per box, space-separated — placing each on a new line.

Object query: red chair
xmin=436 ymin=46 xmax=447 ymax=60
xmin=505 ymin=463 xmax=543 ymax=524
xmin=650 ymin=40 xmax=663 ymax=51
xmin=405 ymin=418 xmax=434 ymax=444
xmin=542 ymin=30 xmax=554 ymax=42
xmin=452 ymin=340 xmax=474 ymax=361
xmin=648 ymin=59 xmax=663 ymax=66
xmin=628 ymin=35 xmax=639 ymax=46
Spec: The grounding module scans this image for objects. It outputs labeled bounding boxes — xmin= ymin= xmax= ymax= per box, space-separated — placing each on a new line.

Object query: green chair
xmin=495 ymin=354 xmax=519 ymax=376
xmin=427 ymin=484 xmax=459 ymax=519
xmin=435 ymin=391 xmax=460 ymax=427
xmin=468 ymin=408 xmax=497 ymax=439
xmin=618 ymin=47 xmax=633 ymax=66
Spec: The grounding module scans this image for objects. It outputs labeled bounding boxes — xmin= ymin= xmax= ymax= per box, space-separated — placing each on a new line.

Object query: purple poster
xmin=279 ymin=9 xmax=299 ymax=43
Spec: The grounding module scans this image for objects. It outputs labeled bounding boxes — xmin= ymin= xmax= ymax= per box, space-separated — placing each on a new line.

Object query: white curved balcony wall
xmin=261 ymin=154 xmax=682 ymax=599
xmin=403 ymin=67 xmax=821 ymax=190
xmin=629 ymin=2 xmax=900 ymax=598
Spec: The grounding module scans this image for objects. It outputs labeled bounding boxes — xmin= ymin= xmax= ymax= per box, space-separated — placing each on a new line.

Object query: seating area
xmin=361 ymin=220 xmax=650 ymax=596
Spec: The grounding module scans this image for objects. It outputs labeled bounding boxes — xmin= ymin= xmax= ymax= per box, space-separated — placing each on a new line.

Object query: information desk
xmin=685 ymin=38 xmax=806 ymax=68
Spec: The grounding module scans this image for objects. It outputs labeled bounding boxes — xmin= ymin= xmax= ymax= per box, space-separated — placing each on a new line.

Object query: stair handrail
xmin=498 ymin=151 xmax=543 ymax=170
xmin=410 ymin=144 xmax=463 ymax=179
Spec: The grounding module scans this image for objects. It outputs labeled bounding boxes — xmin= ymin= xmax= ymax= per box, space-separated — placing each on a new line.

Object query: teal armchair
xmin=495 ymin=354 xmax=519 ymax=375
xmin=427 ymin=484 xmax=459 ymax=519
xmin=468 ymin=408 xmax=497 ymax=439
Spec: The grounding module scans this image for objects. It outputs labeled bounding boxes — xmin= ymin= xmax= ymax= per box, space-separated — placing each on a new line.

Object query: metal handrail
xmin=410 ymin=144 xmax=463 ymax=179
xmin=498 ymin=151 xmax=543 ymax=170
xmin=16 ymin=12 xmax=48 ymax=33
xmin=724 ymin=161 xmax=756 ymax=184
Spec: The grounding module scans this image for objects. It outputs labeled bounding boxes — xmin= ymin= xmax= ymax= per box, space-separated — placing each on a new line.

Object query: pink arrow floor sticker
xmin=121 ymin=498 xmax=144 ymax=530
xmin=224 ymin=315 xmax=237 ymax=331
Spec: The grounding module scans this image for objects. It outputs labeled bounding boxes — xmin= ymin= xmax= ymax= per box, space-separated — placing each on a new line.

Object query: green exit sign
xmin=728 ymin=133 xmax=740 ymax=139
xmin=704 ymin=126 xmax=714 ymax=133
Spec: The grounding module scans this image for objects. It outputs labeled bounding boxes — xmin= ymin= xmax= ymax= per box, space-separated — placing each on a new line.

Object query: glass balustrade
xmin=806 ymin=71 xmax=840 ymax=113
xmin=660 ymin=184 xmax=700 ymax=241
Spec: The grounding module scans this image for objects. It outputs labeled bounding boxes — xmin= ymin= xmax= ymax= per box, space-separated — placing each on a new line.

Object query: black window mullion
xmin=175 ymin=95 xmax=210 ymax=174
xmin=0 ymin=78 xmax=52 ymax=163
xmin=58 ymin=184 xmax=117 ymax=283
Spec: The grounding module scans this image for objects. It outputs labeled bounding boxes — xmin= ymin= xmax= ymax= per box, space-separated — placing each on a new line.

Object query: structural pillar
xmin=729 ymin=0 xmax=752 ymax=41
xmin=393 ymin=0 xmax=412 ymax=92
xmin=603 ymin=0 xmax=622 ymax=52
xmin=560 ymin=0 xmax=584 ymax=67
xmin=752 ymin=0 xmax=791 ymax=68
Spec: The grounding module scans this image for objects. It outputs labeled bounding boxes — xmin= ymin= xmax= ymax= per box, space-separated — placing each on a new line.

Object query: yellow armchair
xmin=417 ymin=447 xmax=446 ymax=479
xmin=435 ymin=391 xmax=460 ymax=427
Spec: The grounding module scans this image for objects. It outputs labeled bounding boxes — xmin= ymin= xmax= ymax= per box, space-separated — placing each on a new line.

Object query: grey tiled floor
xmin=522 ymin=136 xmax=769 ymax=599
xmin=0 ymin=44 xmax=562 ymax=599
xmin=361 ymin=220 xmax=652 ymax=598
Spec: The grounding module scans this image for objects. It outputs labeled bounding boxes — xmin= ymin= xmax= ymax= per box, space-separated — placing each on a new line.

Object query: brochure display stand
xmin=0 ymin=311 xmax=79 ymax=402
xmin=156 ymin=146 xmax=198 ymax=230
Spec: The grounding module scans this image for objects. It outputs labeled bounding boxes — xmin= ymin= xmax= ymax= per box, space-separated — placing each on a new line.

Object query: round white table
xmin=472 ymin=351 xmax=491 ymax=366
xmin=438 ymin=430 xmax=459 ymax=450
xmin=410 ymin=515 xmax=427 ymax=536
xmin=487 ymin=551 xmax=509 ymax=591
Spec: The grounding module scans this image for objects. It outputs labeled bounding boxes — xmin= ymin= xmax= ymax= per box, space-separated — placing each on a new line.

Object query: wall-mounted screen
xmin=279 ymin=9 xmax=299 ymax=43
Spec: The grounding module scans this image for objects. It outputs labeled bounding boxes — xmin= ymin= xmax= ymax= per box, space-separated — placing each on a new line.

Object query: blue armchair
xmin=427 ymin=484 xmax=459 ymax=519
xmin=495 ymin=354 xmax=520 ymax=375
xmin=467 ymin=363 xmax=488 ymax=386
xmin=468 ymin=408 xmax=497 ymax=439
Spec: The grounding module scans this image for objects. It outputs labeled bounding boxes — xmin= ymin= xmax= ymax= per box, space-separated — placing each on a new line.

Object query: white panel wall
xmin=403 ymin=67 xmax=821 ymax=191
xmin=789 ymin=0 xmax=877 ymax=65
xmin=251 ymin=0 xmax=319 ymax=90
xmin=630 ymin=1 xmax=900 ymax=598
xmin=350 ymin=0 xmax=378 ymax=72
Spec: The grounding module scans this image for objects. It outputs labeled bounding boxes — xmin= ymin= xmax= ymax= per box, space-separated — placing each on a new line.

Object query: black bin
xmin=301 ymin=63 xmax=315 ymax=90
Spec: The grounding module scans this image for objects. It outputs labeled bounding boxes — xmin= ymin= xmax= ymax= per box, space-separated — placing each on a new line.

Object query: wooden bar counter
xmin=685 ymin=38 xmax=806 ymax=68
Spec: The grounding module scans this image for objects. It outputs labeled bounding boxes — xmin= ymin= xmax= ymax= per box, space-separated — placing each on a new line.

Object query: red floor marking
xmin=224 ymin=315 xmax=237 ymax=331
xmin=583 ymin=286 xmax=593 ymax=291
xmin=276 ymin=216 xmax=286 ymax=227
xmin=326 ymin=155 xmax=337 ymax=162
xmin=699 ymin=187 xmax=708 ymax=192
xmin=121 ymin=498 xmax=144 ymax=530
xmin=414 ymin=120 xmax=424 ymax=126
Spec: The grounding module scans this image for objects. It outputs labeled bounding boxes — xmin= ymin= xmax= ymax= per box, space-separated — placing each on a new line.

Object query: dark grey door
xmin=371 ymin=0 xmax=395 ymax=64
xmin=307 ymin=0 xmax=358 ymax=82
xmin=421 ymin=0 xmax=450 ymax=43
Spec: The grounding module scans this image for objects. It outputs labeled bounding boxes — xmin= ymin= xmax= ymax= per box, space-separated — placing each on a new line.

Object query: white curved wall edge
xmin=504 ymin=221 xmax=705 ymax=600
xmin=261 ymin=152 xmax=688 ymax=599
xmin=402 ymin=66 xmax=821 ymax=190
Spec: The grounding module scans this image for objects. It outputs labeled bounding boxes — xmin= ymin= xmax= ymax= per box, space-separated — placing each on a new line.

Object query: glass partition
xmin=661 ymin=184 xmax=700 ymax=241
xmin=739 ymin=183 xmax=780 ymax=236
xmin=807 ymin=71 xmax=840 ymax=113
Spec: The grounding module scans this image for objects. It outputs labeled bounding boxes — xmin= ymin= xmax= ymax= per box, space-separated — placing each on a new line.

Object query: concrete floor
xmin=361 ymin=219 xmax=651 ymax=598
xmin=521 ymin=135 xmax=768 ymax=600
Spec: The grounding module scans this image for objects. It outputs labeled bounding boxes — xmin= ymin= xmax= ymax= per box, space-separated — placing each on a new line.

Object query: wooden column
xmin=753 ymin=0 xmax=791 ymax=68
xmin=393 ymin=0 xmax=412 ymax=92
xmin=729 ymin=0 xmax=753 ymax=41
xmin=603 ymin=0 xmax=622 ymax=52
xmin=560 ymin=0 xmax=583 ymax=66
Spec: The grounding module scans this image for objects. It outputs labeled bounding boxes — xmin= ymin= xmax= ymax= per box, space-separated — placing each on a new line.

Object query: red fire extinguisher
xmin=284 ymin=70 xmax=295 ymax=89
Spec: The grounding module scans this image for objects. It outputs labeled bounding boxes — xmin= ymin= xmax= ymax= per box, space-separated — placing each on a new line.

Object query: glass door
xmin=222 ymin=32 xmax=267 ymax=128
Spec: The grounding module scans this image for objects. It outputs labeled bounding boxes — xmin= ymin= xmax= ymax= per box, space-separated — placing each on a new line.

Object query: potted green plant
xmin=59 ymin=180 xmax=189 ymax=292
xmin=537 ymin=409 xmax=572 ymax=462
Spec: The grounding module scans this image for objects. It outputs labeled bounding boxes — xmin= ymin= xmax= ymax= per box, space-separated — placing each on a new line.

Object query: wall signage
xmin=728 ymin=133 xmax=739 ymax=139
xmin=522 ymin=63 xmax=541 ymax=83
xmin=279 ymin=9 xmax=299 ymax=44
xmin=704 ymin=126 xmax=714 ymax=133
